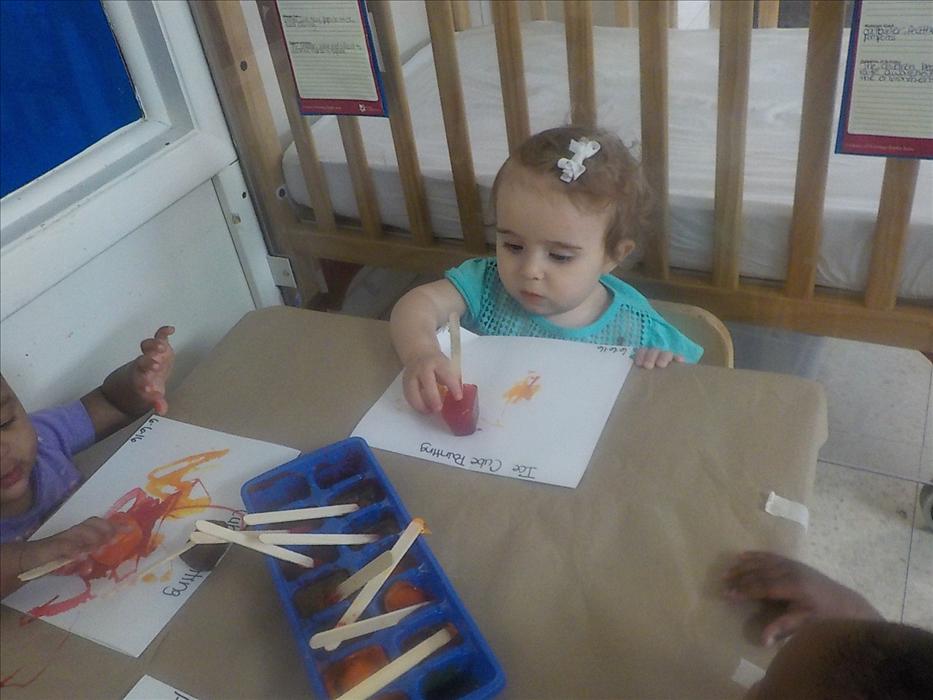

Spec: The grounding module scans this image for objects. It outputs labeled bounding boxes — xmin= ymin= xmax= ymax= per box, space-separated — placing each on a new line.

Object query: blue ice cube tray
xmin=241 ymin=437 xmax=505 ymax=699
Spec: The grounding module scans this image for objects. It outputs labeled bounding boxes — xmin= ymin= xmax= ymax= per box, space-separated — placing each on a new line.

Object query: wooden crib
xmin=189 ymin=0 xmax=932 ymax=352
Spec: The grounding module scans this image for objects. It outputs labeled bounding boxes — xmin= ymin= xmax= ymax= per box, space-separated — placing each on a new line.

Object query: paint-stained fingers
xmin=434 ymin=364 xmax=462 ymax=402
xmin=761 ymin=609 xmax=812 ymax=647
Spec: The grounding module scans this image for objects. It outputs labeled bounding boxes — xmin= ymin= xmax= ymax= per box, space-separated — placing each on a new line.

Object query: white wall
xmin=0 ymin=2 xmax=277 ymax=412
xmin=0 ymin=182 xmax=257 ymax=412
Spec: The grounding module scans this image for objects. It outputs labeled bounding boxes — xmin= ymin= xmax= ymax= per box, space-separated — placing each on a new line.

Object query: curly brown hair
xmin=490 ymin=126 xmax=652 ymax=261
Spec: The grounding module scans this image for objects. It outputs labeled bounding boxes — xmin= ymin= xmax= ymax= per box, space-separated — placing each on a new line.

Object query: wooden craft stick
xmin=18 ymin=556 xmax=76 ymax=582
xmin=449 ymin=312 xmax=462 ymax=383
xmin=336 ymin=627 xmax=454 ymax=700
xmin=308 ymin=602 xmax=429 ymax=649
xmin=131 ymin=540 xmax=198 ymax=581
xmin=195 ymin=520 xmax=314 ymax=568
xmin=257 ymin=533 xmax=379 ymax=546
xmin=243 ymin=503 xmax=359 ymax=526
xmin=333 ymin=550 xmax=396 ymax=603
xmin=189 ymin=531 xmax=230 ymax=545
xmin=329 ymin=519 xmax=425 ymax=646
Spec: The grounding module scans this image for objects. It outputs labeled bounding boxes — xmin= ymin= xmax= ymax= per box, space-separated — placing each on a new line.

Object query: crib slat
xmin=425 ymin=0 xmax=486 ymax=254
xmin=492 ymin=1 xmax=531 ymax=153
xmin=638 ymin=0 xmax=671 ymax=278
xmin=370 ymin=1 xmax=433 ymax=246
xmin=865 ymin=159 xmax=920 ymax=310
xmin=757 ymin=0 xmax=780 ymax=29
xmin=528 ymin=1 xmax=547 ymax=21
xmin=712 ymin=0 xmax=753 ymax=290
xmin=337 ymin=117 xmax=382 ymax=238
xmin=451 ymin=0 xmax=471 ymax=31
xmin=256 ymin=0 xmax=336 ymax=234
xmin=785 ymin=0 xmax=845 ymax=299
xmin=564 ymin=1 xmax=596 ymax=128
xmin=710 ymin=1 xmax=721 ymax=29
xmin=614 ymin=1 xmax=635 ymax=28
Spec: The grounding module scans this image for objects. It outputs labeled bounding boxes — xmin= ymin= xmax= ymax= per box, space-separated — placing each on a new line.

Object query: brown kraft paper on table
xmin=1 ymin=307 xmax=826 ymax=699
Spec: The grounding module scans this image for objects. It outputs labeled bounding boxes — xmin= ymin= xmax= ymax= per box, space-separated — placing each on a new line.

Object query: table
xmin=0 ymin=307 xmax=827 ymax=698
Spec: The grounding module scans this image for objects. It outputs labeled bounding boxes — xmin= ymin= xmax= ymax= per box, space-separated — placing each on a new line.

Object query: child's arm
xmin=80 ymin=326 xmax=175 ymax=440
xmin=0 ymin=517 xmax=116 ymax=597
xmin=723 ymin=551 xmax=881 ymax=647
xmin=390 ymin=281 xmax=467 ymax=414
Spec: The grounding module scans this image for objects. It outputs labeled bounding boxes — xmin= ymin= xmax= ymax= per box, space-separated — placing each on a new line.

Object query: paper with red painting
xmin=2 ymin=417 xmax=299 ymax=657
xmin=352 ymin=328 xmax=633 ymax=488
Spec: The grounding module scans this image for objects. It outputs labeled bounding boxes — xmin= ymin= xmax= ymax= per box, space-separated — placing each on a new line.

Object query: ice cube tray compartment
xmin=241 ymin=437 xmax=504 ymax=699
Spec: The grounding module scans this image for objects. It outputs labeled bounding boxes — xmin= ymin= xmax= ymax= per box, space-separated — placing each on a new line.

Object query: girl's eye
xmin=0 ymin=418 xmax=13 ymax=430
xmin=549 ymin=252 xmax=574 ymax=263
xmin=503 ymin=242 xmax=523 ymax=253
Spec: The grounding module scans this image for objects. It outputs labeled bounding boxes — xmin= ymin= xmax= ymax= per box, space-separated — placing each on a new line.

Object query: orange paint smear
xmin=502 ymin=373 xmax=541 ymax=404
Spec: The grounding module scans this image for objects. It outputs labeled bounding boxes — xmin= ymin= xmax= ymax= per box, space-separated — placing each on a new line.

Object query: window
xmin=0 ymin=0 xmax=141 ymax=198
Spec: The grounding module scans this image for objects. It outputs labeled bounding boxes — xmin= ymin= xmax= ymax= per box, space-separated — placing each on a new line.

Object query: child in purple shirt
xmin=0 ymin=326 xmax=175 ymax=597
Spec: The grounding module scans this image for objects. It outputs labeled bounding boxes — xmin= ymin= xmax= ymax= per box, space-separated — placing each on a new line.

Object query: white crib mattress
xmin=283 ymin=22 xmax=932 ymax=299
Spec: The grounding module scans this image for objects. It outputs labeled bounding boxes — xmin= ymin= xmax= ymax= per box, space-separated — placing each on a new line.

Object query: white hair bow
xmin=557 ymin=138 xmax=601 ymax=183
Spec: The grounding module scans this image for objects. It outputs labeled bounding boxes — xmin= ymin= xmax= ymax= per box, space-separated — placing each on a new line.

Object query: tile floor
xmin=728 ymin=322 xmax=932 ymax=631
xmin=338 ymin=268 xmax=933 ymax=632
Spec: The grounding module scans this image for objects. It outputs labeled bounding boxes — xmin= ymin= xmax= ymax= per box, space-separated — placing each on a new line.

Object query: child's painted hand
xmin=21 ymin=516 xmax=118 ymax=577
xmin=402 ymin=350 xmax=462 ymax=414
xmin=133 ymin=325 xmax=176 ymax=415
xmin=723 ymin=551 xmax=881 ymax=647
xmin=634 ymin=348 xmax=684 ymax=369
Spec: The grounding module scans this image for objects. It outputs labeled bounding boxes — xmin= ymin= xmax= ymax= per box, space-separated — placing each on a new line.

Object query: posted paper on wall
xmin=837 ymin=0 xmax=933 ymax=157
xmin=353 ymin=329 xmax=633 ymax=488
xmin=2 ymin=417 xmax=299 ymax=657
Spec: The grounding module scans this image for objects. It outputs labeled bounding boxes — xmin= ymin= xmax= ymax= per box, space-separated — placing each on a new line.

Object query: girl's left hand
xmin=132 ymin=326 xmax=175 ymax=415
xmin=634 ymin=347 xmax=684 ymax=369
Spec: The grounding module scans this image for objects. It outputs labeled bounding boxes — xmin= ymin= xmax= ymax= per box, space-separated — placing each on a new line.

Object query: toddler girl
xmin=0 ymin=326 xmax=175 ymax=596
xmin=391 ymin=126 xmax=703 ymax=414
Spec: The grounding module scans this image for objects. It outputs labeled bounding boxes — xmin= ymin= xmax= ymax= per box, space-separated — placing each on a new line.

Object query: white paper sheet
xmin=124 ymin=675 xmax=197 ymax=700
xmin=2 ymin=417 xmax=299 ymax=657
xmin=353 ymin=329 xmax=633 ymax=488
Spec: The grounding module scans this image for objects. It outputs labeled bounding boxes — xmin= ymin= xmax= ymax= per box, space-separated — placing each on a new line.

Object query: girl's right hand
xmin=402 ymin=351 xmax=462 ymax=414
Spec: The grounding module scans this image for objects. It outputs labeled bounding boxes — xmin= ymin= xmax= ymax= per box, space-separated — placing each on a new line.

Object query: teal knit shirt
xmin=445 ymin=258 xmax=703 ymax=362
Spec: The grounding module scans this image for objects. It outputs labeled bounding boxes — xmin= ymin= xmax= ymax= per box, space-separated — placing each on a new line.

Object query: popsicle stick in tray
xmin=332 ymin=550 xmax=396 ymax=603
xmin=195 ymin=519 xmax=314 ymax=568
xmin=309 ymin=602 xmax=429 ymax=649
xmin=243 ymin=503 xmax=359 ymax=526
xmin=325 ymin=519 xmax=426 ymax=651
xmin=336 ymin=627 xmax=455 ymax=700
xmin=258 ymin=532 xmax=379 ymax=546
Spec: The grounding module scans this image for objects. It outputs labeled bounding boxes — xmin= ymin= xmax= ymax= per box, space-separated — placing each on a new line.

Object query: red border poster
xmin=836 ymin=0 xmax=933 ymax=158
xmin=274 ymin=0 xmax=387 ymax=117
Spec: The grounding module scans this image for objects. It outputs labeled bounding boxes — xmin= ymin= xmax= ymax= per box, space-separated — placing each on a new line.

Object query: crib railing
xmin=190 ymin=0 xmax=932 ymax=351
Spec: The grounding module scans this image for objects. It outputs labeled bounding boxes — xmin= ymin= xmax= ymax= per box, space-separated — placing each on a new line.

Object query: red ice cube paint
xmin=441 ymin=384 xmax=479 ymax=436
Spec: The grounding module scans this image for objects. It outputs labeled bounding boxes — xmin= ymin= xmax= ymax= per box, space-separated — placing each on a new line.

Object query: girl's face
xmin=0 ymin=376 xmax=38 ymax=517
xmin=495 ymin=166 xmax=634 ymax=328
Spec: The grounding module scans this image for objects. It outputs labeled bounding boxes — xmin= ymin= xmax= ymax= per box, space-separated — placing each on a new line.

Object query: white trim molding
xmin=0 ymin=1 xmax=237 ymax=320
